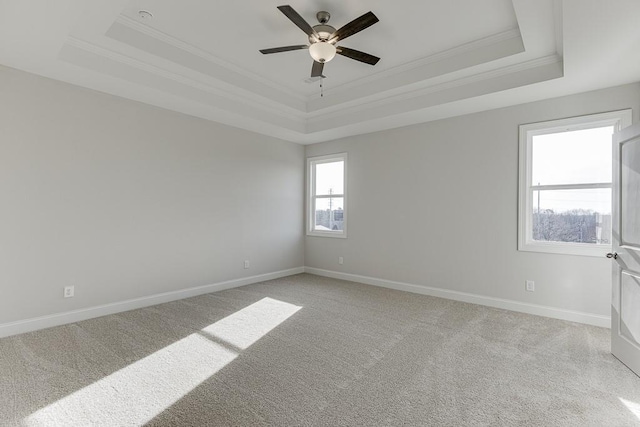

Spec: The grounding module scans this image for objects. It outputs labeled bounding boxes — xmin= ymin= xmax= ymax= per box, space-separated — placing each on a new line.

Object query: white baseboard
xmin=304 ymin=267 xmax=611 ymax=328
xmin=0 ymin=267 xmax=305 ymax=339
xmin=0 ymin=266 xmax=610 ymax=339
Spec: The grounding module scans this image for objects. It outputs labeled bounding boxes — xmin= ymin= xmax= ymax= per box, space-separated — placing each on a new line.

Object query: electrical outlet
xmin=525 ymin=280 xmax=535 ymax=292
xmin=64 ymin=286 xmax=75 ymax=298
xmin=338 ymin=257 xmax=344 ymax=265
xmin=244 ymin=260 xmax=250 ymax=269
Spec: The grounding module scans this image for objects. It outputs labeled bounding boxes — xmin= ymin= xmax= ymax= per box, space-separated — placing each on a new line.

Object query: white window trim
xmin=307 ymin=153 xmax=347 ymax=238
xmin=518 ymin=109 xmax=632 ymax=257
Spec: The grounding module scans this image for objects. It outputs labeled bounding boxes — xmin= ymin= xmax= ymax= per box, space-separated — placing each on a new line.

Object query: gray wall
xmin=305 ymin=83 xmax=640 ymax=317
xmin=2 ymin=63 xmax=636 ymax=326
xmin=0 ymin=67 xmax=304 ymax=324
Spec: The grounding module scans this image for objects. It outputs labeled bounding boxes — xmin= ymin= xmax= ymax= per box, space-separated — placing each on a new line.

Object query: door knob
xmin=606 ymin=252 xmax=618 ymax=259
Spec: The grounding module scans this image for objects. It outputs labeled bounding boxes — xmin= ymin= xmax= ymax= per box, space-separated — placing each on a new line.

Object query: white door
xmin=611 ymin=121 xmax=640 ymax=377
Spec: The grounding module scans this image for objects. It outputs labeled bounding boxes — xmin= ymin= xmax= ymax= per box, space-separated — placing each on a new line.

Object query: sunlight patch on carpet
xmin=202 ymin=297 xmax=302 ymax=349
xmin=24 ymin=297 xmax=301 ymax=426
xmin=620 ymin=397 xmax=640 ymax=421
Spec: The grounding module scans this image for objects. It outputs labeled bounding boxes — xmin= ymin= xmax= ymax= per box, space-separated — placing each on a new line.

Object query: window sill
xmin=518 ymin=241 xmax=611 ymax=257
xmin=307 ymin=231 xmax=347 ymax=239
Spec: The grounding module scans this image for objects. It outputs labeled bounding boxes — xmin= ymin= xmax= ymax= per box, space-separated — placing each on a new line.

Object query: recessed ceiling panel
xmin=119 ymin=0 xmax=519 ymax=97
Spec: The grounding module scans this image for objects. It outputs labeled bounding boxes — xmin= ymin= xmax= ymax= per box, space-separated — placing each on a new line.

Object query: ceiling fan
xmin=260 ymin=5 xmax=380 ymax=79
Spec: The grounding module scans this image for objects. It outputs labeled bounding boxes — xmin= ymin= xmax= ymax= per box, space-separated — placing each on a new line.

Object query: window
xmin=307 ymin=153 xmax=347 ymax=238
xmin=518 ymin=110 xmax=632 ymax=256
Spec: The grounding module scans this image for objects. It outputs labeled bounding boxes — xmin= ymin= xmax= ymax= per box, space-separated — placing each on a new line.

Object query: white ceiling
xmin=0 ymin=0 xmax=639 ymax=144
xmin=119 ymin=0 xmax=519 ymax=96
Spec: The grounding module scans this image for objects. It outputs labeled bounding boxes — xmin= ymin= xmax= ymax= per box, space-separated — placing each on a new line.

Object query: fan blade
xmin=336 ymin=46 xmax=380 ymax=65
xmin=329 ymin=11 xmax=379 ymax=43
xmin=311 ymin=61 xmax=325 ymax=77
xmin=260 ymin=45 xmax=308 ymax=54
xmin=277 ymin=5 xmax=318 ymax=39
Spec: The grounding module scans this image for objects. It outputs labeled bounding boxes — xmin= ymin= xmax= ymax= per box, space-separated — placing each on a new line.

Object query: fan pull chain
xmin=320 ymin=79 xmax=324 ymax=97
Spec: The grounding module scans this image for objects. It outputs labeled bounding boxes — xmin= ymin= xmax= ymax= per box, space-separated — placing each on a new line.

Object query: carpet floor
xmin=1 ymin=273 xmax=639 ymax=426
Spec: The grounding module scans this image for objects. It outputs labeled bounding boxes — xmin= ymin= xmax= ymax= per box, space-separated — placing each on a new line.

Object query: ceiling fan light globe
xmin=309 ymin=42 xmax=336 ymax=63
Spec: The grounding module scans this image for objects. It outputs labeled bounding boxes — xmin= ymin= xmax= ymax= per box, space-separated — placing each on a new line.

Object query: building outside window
xmin=307 ymin=153 xmax=347 ymax=238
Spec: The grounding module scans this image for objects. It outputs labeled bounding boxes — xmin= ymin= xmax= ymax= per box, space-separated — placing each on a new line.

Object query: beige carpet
xmin=1 ymin=273 xmax=639 ymax=426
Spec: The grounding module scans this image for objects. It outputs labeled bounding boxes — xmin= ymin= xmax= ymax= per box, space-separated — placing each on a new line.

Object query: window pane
xmin=622 ymin=139 xmax=640 ymax=246
xmin=314 ymin=197 xmax=344 ymax=232
xmin=532 ymin=189 xmax=611 ymax=244
xmin=315 ymin=161 xmax=344 ymax=196
xmin=532 ymin=126 xmax=613 ymax=185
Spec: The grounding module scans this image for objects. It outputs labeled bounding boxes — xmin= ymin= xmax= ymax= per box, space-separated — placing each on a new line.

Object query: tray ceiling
xmin=0 ymin=1 xmax=639 ymax=144
xmin=118 ymin=0 xmax=519 ymax=97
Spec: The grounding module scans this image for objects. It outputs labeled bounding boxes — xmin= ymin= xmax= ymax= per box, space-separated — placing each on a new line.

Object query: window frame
xmin=307 ymin=153 xmax=347 ymax=238
xmin=518 ymin=109 xmax=632 ymax=257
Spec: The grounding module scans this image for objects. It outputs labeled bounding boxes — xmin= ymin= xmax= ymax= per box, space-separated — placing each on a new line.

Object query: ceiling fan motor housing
xmin=310 ymin=24 xmax=337 ymax=42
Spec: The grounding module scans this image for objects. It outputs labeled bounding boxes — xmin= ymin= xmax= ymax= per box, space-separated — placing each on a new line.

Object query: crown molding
xmin=313 ymin=28 xmax=523 ymax=102
xmin=307 ymin=30 xmax=525 ymax=112
xmin=307 ymin=54 xmax=563 ymax=123
xmin=306 ymin=56 xmax=563 ymax=134
xmin=64 ymin=37 xmax=307 ymax=124
xmin=113 ymin=16 xmax=306 ymax=108
xmin=553 ymin=0 xmax=564 ymax=56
